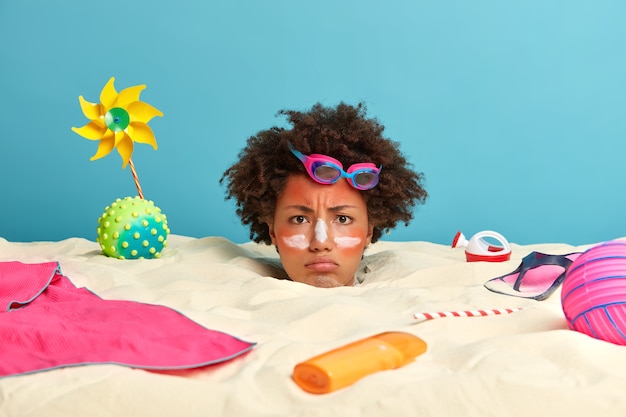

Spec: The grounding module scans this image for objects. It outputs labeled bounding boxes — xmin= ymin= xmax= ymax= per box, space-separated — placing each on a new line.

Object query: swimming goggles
xmin=287 ymin=142 xmax=381 ymax=190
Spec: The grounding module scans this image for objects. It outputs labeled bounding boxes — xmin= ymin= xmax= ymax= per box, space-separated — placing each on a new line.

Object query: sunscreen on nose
xmin=315 ymin=218 xmax=328 ymax=242
xmin=292 ymin=331 xmax=427 ymax=394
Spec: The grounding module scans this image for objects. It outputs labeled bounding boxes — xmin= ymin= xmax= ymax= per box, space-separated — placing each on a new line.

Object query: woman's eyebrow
xmin=329 ymin=205 xmax=358 ymax=212
xmin=285 ymin=205 xmax=314 ymax=213
xmin=283 ymin=205 xmax=358 ymax=213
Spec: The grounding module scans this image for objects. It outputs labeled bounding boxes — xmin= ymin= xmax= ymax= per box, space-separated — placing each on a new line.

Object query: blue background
xmin=1 ymin=0 xmax=625 ymax=245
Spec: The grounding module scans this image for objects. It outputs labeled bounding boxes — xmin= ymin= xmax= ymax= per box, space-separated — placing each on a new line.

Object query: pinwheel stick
xmin=127 ymin=159 xmax=144 ymax=199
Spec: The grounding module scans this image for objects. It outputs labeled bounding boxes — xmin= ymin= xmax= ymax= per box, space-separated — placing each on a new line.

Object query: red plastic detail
xmin=451 ymin=231 xmax=463 ymax=248
xmin=465 ymin=251 xmax=511 ymax=263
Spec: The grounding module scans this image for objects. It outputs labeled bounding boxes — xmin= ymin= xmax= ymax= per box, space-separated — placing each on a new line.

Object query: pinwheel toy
xmin=72 ymin=77 xmax=170 ymax=260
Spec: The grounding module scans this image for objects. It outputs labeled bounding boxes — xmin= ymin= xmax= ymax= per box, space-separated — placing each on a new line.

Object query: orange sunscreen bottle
xmin=292 ymin=331 xmax=427 ymax=394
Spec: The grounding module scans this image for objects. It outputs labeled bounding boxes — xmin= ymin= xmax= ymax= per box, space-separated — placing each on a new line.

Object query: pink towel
xmin=0 ymin=261 xmax=255 ymax=376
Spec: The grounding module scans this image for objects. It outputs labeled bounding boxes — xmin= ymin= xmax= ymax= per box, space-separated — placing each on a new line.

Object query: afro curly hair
xmin=220 ymin=102 xmax=427 ymax=244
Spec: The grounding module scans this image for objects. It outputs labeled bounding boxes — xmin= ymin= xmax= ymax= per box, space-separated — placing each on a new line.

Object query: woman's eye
xmin=336 ymin=215 xmax=353 ymax=225
xmin=290 ymin=215 xmax=308 ymax=224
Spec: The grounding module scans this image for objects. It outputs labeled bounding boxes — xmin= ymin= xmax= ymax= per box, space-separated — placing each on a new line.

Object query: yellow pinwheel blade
xmin=113 ymin=130 xmax=126 ymax=147
xmin=78 ymin=96 xmax=103 ymax=121
xmin=71 ymin=122 xmax=107 ymax=140
xmin=127 ymin=101 xmax=164 ymax=124
xmin=129 ymin=122 xmax=158 ymax=149
xmin=89 ymin=133 xmax=115 ymax=161
xmin=100 ymin=77 xmax=118 ymax=109
xmin=116 ymin=84 xmax=146 ymax=107
xmin=116 ymin=133 xmax=134 ymax=168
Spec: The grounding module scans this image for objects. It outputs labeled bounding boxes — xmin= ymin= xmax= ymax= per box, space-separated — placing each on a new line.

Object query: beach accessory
xmin=288 ymin=142 xmax=381 ymax=190
xmin=293 ymin=331 xmax=426 ymax=394
xmin=484 ymin=251 xmax=581 ymax=300
xmin=452 ymin=230 xmax=511 ymax=262
xmin=71 ymin=78 xmax=169 ymax=259
xmin=97 ymin=196 xmax=169 ymax=259
xmin=71 ymin=77 xmax=163 ymax=177
xmin=0 ymin=261 xmax=254 ymax=377
xmin=414 ymin=307 xmax=524 ymax=322
xmin=562 ymin=240 xmax=626 ymax=346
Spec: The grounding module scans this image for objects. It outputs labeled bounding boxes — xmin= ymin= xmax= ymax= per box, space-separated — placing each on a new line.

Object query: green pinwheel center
xmin=105 ymin=107 xmax=130 ymax=132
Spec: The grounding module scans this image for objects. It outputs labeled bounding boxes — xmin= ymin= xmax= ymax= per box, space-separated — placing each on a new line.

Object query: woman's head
xmin=220 ymin=102 xmax=427 ymax=286
xmin=268 ymin=173 xmax=373 ymax=287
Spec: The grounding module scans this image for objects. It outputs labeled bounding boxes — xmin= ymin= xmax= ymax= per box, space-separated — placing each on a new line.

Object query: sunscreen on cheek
xmin=333 ymin=236 xmax=362 ymax=248
xmin=282 ymin=234 xmax=308 ymax=249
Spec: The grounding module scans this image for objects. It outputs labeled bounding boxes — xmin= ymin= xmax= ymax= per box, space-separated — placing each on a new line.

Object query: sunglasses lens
xmin=354 ymin=172 xmax=379 ymax=189
xmin=312 ymin=163 xmax=341 ymax=183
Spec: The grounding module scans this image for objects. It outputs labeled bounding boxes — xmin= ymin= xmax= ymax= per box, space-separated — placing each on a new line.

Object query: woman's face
xmin=268 ymin=174 xmax=374 ymax=287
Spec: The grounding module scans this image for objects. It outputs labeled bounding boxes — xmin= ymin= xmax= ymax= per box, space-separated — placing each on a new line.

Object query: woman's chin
xmin=292 ymin=274 xmax=354 ymax=288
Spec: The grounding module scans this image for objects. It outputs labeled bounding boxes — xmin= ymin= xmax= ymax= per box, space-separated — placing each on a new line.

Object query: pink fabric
xmin=0 ymin=261 xmax=254 ymax=376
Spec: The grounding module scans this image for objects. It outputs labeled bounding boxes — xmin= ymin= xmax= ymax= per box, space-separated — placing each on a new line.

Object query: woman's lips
xmin=305 ymin=257 xmax=338 ymax=272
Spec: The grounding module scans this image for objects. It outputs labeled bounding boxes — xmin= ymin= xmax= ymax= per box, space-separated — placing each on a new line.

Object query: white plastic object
xmin=452 ymin=230 xmax=511 ymax=262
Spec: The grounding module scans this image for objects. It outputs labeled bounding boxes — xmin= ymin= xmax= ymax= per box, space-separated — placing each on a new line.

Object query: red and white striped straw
xmin=413 ymin=307 xmax=524 ymax=322
xmin=127 ymin=158 xmax=144 ymax=199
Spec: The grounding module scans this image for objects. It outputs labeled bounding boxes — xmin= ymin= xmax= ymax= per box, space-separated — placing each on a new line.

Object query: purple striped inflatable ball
xmin=561 ymin=240 xmax=626 ymax=345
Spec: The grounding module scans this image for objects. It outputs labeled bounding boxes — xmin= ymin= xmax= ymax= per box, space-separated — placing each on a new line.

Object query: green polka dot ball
xmin=96 ymin=196 xmax=170 ymax=259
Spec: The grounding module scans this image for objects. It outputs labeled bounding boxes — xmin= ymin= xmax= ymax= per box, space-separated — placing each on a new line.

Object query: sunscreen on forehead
xmin=315 ymin=219 xmax=328 ymax=242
